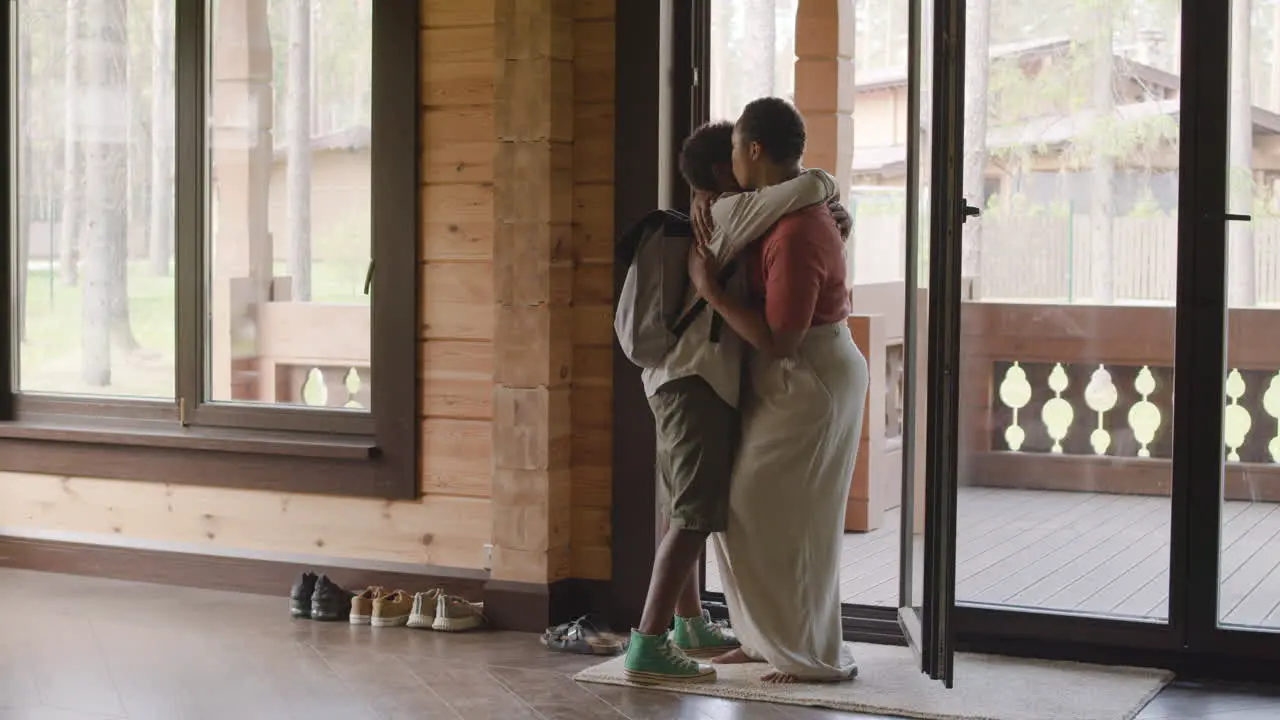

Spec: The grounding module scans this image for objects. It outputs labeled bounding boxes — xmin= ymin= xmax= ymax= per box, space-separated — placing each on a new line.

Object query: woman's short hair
xmin=679 ymin=120 xmax=734 ymax=192
xmin=736 ymin=97 xmax=806 ymax=165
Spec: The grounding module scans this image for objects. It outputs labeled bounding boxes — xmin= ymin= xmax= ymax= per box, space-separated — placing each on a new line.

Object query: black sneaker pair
xmin=290 ymin=572 xmax=353 ymax=621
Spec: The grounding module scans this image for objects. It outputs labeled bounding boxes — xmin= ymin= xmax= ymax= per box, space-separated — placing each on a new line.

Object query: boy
xmin=624 ymin=120 xmax=845 ymax=683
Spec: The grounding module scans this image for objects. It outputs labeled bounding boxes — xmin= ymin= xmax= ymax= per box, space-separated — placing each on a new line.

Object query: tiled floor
xmin=1 ymin=569 xmax=1277 ymax=719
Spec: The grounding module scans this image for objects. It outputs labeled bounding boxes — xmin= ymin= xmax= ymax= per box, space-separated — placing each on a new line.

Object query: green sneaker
xmin=623 ymin=630 xmax=716 ymax=684
xmin=671 ymin=611 xmax=740 ymax=657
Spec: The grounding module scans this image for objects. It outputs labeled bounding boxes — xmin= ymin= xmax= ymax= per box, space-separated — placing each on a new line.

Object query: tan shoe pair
xmin=351 ymin=586 xmax=484 ymax=631
xmin=407 ymin=588 xmax=486 ymax=632
xmin=349 ymin=586 xmax=413 ymax=627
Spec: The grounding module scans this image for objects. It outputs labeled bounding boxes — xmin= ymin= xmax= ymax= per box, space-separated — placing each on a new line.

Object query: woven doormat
xmin=575 ymin=642 xmax=1172 ymax=720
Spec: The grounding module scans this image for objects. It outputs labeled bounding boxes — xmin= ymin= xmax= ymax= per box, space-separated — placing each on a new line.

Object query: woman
xmin=688 ymin=97 xmax=866 ymax=684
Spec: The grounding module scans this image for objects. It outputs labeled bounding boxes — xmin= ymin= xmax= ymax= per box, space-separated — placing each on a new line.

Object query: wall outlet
xmin=483 ymin=543 xmax=493 ymax=571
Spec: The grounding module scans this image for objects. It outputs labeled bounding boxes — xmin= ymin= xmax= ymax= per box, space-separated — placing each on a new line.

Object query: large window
xmin=2 ymin=0 xmax=418 ymax=497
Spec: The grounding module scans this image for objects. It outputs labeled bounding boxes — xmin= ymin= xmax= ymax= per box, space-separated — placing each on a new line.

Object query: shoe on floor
xmin=310 ymin=575 xmax=353 ymax=622
xmin=371 ymin=590 xmax=413 ymax=627
xmin=623 ymin=630 xmax=715 ymax=684
xmin=671 ymin=610 xmax=739 ymax=657
xmin=290 ymin=571 xmax=318 ymax=618
xmin=541 ymin=614 xmax=628 ymax=655
xmin=432 ymin=593 xmax=486 ymax=632
xmin=349 ymin=586 xmax=385 ymax=625
xmin=406 ymin=589 xmax=442 ymax=629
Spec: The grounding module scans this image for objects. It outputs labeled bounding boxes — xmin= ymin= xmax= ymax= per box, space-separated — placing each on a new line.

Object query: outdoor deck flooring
xmin=705 ymin=487 xmax=1280 ymax=630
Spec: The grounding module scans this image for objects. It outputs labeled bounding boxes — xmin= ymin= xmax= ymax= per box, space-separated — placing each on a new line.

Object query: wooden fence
xmin=852 ymin=213 xmax=1280 ymax=305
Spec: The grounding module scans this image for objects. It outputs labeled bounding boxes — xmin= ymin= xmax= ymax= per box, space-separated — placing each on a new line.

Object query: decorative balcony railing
xmin=960 ymin=303 xmax=1280 ymax=503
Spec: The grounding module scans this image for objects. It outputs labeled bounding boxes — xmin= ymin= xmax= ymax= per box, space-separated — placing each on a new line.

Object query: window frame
xmin=0 ymin=0 xmax=420 ymax=500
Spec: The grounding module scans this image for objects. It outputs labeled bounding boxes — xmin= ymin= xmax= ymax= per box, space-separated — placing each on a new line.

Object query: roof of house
xmin=852 ymin=100 xmax=1280 ymax=176
xmin=855 ymin=36 xmax=1180 ymax=96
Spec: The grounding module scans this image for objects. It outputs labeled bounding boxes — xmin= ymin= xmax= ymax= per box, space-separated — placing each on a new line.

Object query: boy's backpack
xmin=614 ymin=209 xmax=729 ymax=369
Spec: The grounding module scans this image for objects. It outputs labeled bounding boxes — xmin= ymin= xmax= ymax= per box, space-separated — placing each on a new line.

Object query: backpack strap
xmin=670 ymin=260 xmax=737 ymax=341
xmin=709 ymin=311 xmax=725 ymax=343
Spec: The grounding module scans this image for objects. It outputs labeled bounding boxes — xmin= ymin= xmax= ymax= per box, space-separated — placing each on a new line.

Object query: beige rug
xmin=574 ymin=642 xmax=1173 ymax=720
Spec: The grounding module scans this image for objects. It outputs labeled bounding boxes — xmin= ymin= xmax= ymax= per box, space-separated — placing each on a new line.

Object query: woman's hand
xmin=691 ymin=191 xmax=716 ymax=246
xmin=688 ymin=243 xmax=723 ymax=302
xmin=827 ymin=199 xmax=853 ymax=241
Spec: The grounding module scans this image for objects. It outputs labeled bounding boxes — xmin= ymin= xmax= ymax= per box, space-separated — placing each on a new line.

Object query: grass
xmin=18 ymin=259 xmax=370 ymax=399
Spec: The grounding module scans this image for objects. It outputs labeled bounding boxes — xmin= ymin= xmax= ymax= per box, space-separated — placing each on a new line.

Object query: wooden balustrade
xmin=846 ymin=282 xmax=923 ymax=532
xmin=960 ymin=302 xmax=1280 ymax=501
xmin=253 ymin=300 xmax=372 ymax=407
xmin=843 ymin=295 xmax=1280 ymax=535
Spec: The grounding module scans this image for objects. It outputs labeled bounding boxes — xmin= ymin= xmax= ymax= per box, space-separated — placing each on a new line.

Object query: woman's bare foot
xmin=711 ymin=648 xmax=763 ymax=664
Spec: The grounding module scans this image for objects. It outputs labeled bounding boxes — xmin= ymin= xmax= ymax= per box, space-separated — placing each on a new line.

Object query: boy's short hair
xmin=679 ymin=120 xmax=734 ymax=192
xmin=736 ymin=97 xmax=806 ymax=165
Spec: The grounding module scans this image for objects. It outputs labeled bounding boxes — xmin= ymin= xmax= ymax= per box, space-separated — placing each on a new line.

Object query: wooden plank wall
xmin=487 ymin=0 xmax=617 ymax=586
xmin=570 ymin=0 xmax=616 ymax=582
xmin=420 ymin=0 xmax=497 ymax=507
xmin=489 ymin=0 xmax=576 ymax=585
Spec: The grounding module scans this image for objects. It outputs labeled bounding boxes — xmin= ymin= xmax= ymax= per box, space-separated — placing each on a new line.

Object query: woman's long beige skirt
xmin=712 ymin=321 xmax=867 ymax=680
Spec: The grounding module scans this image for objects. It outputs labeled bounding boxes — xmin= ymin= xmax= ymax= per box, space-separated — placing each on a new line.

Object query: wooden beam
xmin=490 ymin=0 xmax=577 ymax=584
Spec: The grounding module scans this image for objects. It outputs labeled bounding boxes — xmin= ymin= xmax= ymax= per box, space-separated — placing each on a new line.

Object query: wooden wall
xmin=569 ymin=0 xmax=616 ymax=582
xmin=0 ymin=0 xmax=616 ymax=586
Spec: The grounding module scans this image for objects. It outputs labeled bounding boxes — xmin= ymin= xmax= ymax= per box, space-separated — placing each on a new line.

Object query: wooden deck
xmin=704 ymin=487 xmax=1280 ymax=630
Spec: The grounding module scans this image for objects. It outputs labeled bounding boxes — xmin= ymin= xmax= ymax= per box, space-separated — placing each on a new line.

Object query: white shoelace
xmin=660 ymin=640 xmax=699 ymax=670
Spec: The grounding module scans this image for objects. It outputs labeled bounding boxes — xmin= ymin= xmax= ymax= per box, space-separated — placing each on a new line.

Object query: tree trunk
xmin=1089 ymin=4 xmax=1115 ymax=304
xmin=742 ymin=0 xmax=777 ymax=100
xmin=1229 ymin=0 xmax=1256 ymax=307
xmin=711 ymin=0 xmax=734 ymax=118
xmin=1272 ymin=1 xmax=1280 ymax=112
xmin=883 ymin=0 xmax=895 ymax=68
xmin=80 ymin=0 xmax=131 ymax=385
xmin=110 ymin=0 xmax=138 ymax=352
xmin=126 ymin=48 xmax=149 ymax=263
xmin=961 ymin=0 xmax=991 ymax=296
xmin=60 ymin=0 xmax=82 ymax=287
xmin=287 ymin=0 xmax=313 ymax=301
xmin=149 ymin=0 xmax=174 ymax=276
xmin=352 ymin=0 xmax=370 ymax=125
xmin=17 ymin=28 xmax=32 ymax=343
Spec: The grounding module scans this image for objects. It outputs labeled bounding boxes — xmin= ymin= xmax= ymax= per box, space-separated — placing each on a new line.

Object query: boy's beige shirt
xmin=641 ymin=169 xmax=839 ymax=408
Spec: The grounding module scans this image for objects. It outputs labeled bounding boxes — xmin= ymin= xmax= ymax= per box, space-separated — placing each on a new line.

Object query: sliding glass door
xmin=942 ymin=0 xmax=1280 ymax=669
xmin=1200 ymin=0 xmax=1280 ymax=658
xmin=898 ymin=0 xmax=967 ymax=686
xmin=684 ymin=0 xmax=1280 ymax=681
xmin=951 ymin=0 xmax=1183 ymax=625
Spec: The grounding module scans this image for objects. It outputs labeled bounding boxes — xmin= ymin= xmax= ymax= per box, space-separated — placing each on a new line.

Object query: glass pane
xmin=700 ymin=0 xmax=914 ymax=609
xmin=830 ymin=0 xmax=913 ymax=610
xmin=703 ymin=0 xmax=803 ymax=597
xmin=904 ymin=0 xmax=934 ymax=613
xmin=13 ymin=0 xmax=176 ymax=398
xmin=206 ymin=0 xmax=372 ymax=410
xmin=952 ymin=0 xmax=1178 ymax=622
xmin=1219 ymin=0 xmax=1280 ymax=634
xmin=707 ymin=0 xmax=798 ymax=124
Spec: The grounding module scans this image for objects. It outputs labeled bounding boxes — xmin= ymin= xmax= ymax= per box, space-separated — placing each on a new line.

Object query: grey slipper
xmin=541 ymin=614 xmax=627 ymax=655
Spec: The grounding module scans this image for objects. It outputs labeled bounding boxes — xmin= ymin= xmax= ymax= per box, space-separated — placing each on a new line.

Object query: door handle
xmin=1226 ymin=213 xmax=1252 ymax=222
xmin=962 ymin=203 xmax=981 ymax=223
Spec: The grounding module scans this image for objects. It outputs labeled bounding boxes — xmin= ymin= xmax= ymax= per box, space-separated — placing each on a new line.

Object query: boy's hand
xmin=692 ymin=191 xmax=716 ymax=246
xmin=828 ymin=199 xmax=853 ymax=240
xmin=688 ymin=243 xmax=722 ymax=303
